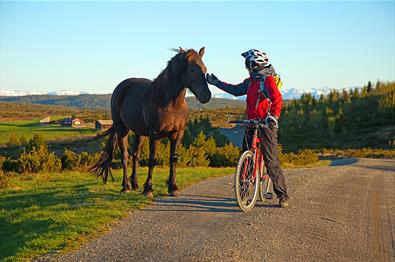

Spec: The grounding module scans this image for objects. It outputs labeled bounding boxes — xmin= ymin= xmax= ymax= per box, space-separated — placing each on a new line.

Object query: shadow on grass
xmin=0 ymin=217 xmax=55 ymax=260
xmin=0 ymin=182 xmax=146 ymax=260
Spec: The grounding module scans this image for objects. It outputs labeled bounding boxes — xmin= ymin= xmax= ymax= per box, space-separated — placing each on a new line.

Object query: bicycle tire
xmin=235 ymin=150 xmax=259 ymax=212
xmin=259 ymin=172 xmax=273 ymax=202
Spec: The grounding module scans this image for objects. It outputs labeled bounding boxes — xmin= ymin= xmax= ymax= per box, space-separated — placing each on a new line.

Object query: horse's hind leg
xmin=130 ymin=135 xmax=146 ymax=190
xmin=143 ymin=136 xmax=159 ymax=198
xmin=118 ymin=132 xmax=131 ymax=193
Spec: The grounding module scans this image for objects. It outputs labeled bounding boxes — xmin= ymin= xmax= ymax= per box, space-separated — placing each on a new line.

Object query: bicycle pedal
xmin=265 ymin=193 xmax=273 ymax=199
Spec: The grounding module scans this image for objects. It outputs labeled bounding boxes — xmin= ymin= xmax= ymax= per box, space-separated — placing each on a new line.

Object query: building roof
xmin=96 ymin=120 xmax=113 ymax=125
xmin=72 ymin=118 xmax=84 ymax=122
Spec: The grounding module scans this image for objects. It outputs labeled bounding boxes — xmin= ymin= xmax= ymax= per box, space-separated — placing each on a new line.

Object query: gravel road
xmin=58 ymin=158 xmax=395 ymax=262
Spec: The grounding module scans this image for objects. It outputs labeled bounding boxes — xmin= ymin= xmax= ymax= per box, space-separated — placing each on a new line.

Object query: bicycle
xmin=230 ymin=119 xmax=274 ymax=212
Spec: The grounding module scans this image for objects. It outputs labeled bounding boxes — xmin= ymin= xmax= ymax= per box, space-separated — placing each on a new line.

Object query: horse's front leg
xmin=118 ymin=135 xmax=131 ymax=193
xmin=143 ymin=136 xmax=158 ymax=198
xmin=168 ymin=131 xmax=184 ymax=197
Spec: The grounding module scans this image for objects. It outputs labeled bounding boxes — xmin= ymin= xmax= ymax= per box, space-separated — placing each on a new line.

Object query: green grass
xmin=282 ymin=160 xmax=331 ymax=169
xmin=0 ymin=167 xmax=234 ymax=261
xmin=0 ymin=119 xmax=96 ymax=145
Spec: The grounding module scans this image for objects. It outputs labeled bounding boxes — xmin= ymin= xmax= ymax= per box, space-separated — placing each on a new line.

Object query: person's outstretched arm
xmin=206 ymin=73 xmax=249 ymax=97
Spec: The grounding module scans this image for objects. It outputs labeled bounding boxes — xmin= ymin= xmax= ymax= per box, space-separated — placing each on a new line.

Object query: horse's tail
xmin=90 ymin=125 xmax=117 ymax=183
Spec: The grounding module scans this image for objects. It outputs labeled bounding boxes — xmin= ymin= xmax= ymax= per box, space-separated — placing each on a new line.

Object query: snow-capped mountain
xmin=309 ymin=87 xmax=332 ymax=98
xmin=212 ymin=93 xmax=245 ymax=100
xmin=0 ymin=90 xmax=89 ymax=96
xmin=212 ymin=86 xmax=333 ymax=100
xmin=0 ymin=86 xmax=336 ymax=99
xmin=0 ymin=90 xmax=47 ymax=96
xmin=47 ymin=90 xmax=89 ymax=96
xmin=281 ymin=88 xmax=304 ymax=99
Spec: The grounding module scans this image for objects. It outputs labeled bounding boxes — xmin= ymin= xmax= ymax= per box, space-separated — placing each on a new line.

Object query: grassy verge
xmin=0 ymin=167 xmax=234 ymax=261
xmin=282 ymin=160 xmax=331 ymax=169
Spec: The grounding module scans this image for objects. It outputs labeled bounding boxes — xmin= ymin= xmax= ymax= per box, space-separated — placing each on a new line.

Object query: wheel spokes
xmin=239 ymin=157 xmax=256 ymax=205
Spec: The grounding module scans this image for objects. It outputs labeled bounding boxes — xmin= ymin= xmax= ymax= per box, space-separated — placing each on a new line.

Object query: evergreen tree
xmin=367 ymin=81 xmax=372 ymax=93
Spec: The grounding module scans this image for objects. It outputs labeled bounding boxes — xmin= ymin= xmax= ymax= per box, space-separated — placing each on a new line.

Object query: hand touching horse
xmin=92 ymin=47 xmax=211 ymax=197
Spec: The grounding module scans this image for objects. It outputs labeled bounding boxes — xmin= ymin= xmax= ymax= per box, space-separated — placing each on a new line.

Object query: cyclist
xmin=206 ymin=49 xmax=289 ymax=208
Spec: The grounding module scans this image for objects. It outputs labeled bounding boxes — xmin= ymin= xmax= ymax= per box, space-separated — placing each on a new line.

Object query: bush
xmin=79 ymin=152 xmax=101 ymax=169
xmin=321 ymin=148 xmax=395 ymax=159
xmin=2 ymin=158 xmax=20 ymax=173
xmin=0 ymin=156 xmax=5 ymax=173
xmin=209 ymin=143 xmax=240 ymax=167
xmin=0 ymin=173 xmax=9 ymax=188
xmin=19 ymin=145 xmax=62 ymax=173
xmin=186 ymin=146 xmax=210 ymax=167
xmin=280 ymin=149 xmax=319 ymax=166
xmin=61 ymin=149 xmax=81 ymax=170
xmin=4 ymin=134 xmax=63 ymax=174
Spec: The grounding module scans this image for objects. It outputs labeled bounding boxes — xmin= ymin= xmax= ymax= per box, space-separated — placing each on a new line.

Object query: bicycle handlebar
xmin=229 ymin=119 xmax=268 ymax=128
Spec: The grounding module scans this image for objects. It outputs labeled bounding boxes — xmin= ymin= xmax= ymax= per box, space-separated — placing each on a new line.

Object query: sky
xmin=0 ymin=1 xmax=394 ymax=96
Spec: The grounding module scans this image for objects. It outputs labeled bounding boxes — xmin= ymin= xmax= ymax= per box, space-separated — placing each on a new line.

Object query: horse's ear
xmin=179 ymin=47 xmax=186 ymax=53
xmin=199 ymin=47 xmax=205 ymax=58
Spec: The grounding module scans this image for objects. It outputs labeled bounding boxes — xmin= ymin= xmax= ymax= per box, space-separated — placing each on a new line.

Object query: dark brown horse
xmin=92 ymin=47 xmax=211 ymax=197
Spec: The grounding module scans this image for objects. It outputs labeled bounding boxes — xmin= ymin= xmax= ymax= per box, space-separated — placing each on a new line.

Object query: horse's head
xmin=180 ymin=47 xmax=211 ymax=104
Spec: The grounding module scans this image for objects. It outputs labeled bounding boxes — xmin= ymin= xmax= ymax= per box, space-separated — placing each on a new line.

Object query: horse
xmin=92 ymin=47 xmax=211 ymax=197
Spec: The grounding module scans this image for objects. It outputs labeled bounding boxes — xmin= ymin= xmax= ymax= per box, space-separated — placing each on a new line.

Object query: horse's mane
xmin=152 ymin=48 xmax=197 ymax=94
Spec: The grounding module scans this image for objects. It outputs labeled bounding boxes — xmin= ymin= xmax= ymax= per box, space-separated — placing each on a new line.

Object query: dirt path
xmin=58 ymin=158 xmax=395 ymax=262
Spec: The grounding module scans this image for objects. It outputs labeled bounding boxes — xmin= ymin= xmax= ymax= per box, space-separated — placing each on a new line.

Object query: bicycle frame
xmin=240 ymin=125 xmax=266 ymax=183
xmin=232 ymin=119 xmax=273 ymax=211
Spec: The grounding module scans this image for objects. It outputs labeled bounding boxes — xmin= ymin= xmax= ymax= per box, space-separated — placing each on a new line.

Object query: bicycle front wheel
xmin=235 ymin=150 xmax=259 ymax=212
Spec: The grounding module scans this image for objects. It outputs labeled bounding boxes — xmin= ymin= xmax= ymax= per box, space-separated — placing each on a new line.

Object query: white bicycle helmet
xmin=241 ymin=49 xmax=269 ymax=72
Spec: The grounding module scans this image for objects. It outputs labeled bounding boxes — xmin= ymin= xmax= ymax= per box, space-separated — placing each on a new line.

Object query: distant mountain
xmin=0 ymin=94 xmax=244 ymax=110
xmin=0 ymin=90 xmax=89 ymax=97
xmin=282 ymin=88 xmax=304 ymax=99
xmin=0 ymin=90 xmax=47 ymax=96
xmin=0 ymin=86 xmax=342 ymax=110
xmin=212 ymin=87 xmax=333 ymax=100
xmin=47 ymin=90 xmax=89 ymax=96
xmin=0 ymin=86 xmax=335 ymax=100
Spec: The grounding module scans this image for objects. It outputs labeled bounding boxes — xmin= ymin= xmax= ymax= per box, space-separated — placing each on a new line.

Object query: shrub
xmin=209 ymin=143 xmax=240 ymax=167
xmin=61 ymin=149 xmax=81 ymax=170
xmin=2 ymin=158 xmax=20 ymax=173
xmin=186 ymin=146 xmax=210 ymax=167
xmin=25 ymin=134 xmax=45 ymax=153
xmin=19 ymin=145 xmax=62 ymax=173
xmin=0 ymin=173 xmax=9 ymax=188
xmin=79 ymin=152 xmax=101 ymax=169
xmin=280 ymin=149 xmax=319 ymax=166
xmin=14 ymin=134 xmax=62 ymax=173
xmin=0 ymin=156 xmax=5 ymax=173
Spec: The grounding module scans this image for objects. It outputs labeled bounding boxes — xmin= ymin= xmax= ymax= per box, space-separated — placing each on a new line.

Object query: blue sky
xmin=1 ymin=1 xmax=394 ymax=96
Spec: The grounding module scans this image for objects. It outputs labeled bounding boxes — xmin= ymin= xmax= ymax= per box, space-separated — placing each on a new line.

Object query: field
xmin=0 ymin=119 xmax=97 ymax=146
xmin=0 ymin=167 xmax=234 ymax=261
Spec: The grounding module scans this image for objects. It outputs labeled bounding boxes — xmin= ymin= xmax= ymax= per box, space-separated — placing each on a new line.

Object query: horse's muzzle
xmin=199 ymin=92 xmax=211 ymax=104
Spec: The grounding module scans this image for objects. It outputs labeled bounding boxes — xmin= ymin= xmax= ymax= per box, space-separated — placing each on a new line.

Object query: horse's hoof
xmin=168 ymin=190 xmax=180 ymax=197
xmin=120 ymin=188 xmax=131 ymax=193
xmin=143 ymin=191 xmax=154 ymax=198
xmin=131 ymin=184 xmax=139 ymax=191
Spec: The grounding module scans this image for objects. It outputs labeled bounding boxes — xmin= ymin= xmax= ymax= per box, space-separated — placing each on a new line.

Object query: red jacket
xmin=216 ymin=75 xmax=282 ymax=119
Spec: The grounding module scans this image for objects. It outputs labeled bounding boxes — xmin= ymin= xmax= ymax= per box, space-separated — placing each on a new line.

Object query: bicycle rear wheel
xmin=235 ymin=150 xmax=259 ymax=212
xmin=259 ymin=172 xmax=273 ymax=202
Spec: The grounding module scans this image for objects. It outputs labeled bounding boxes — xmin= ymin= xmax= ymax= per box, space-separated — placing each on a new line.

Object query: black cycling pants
xmin=243 ymin=126 xmax=289 ymax=200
